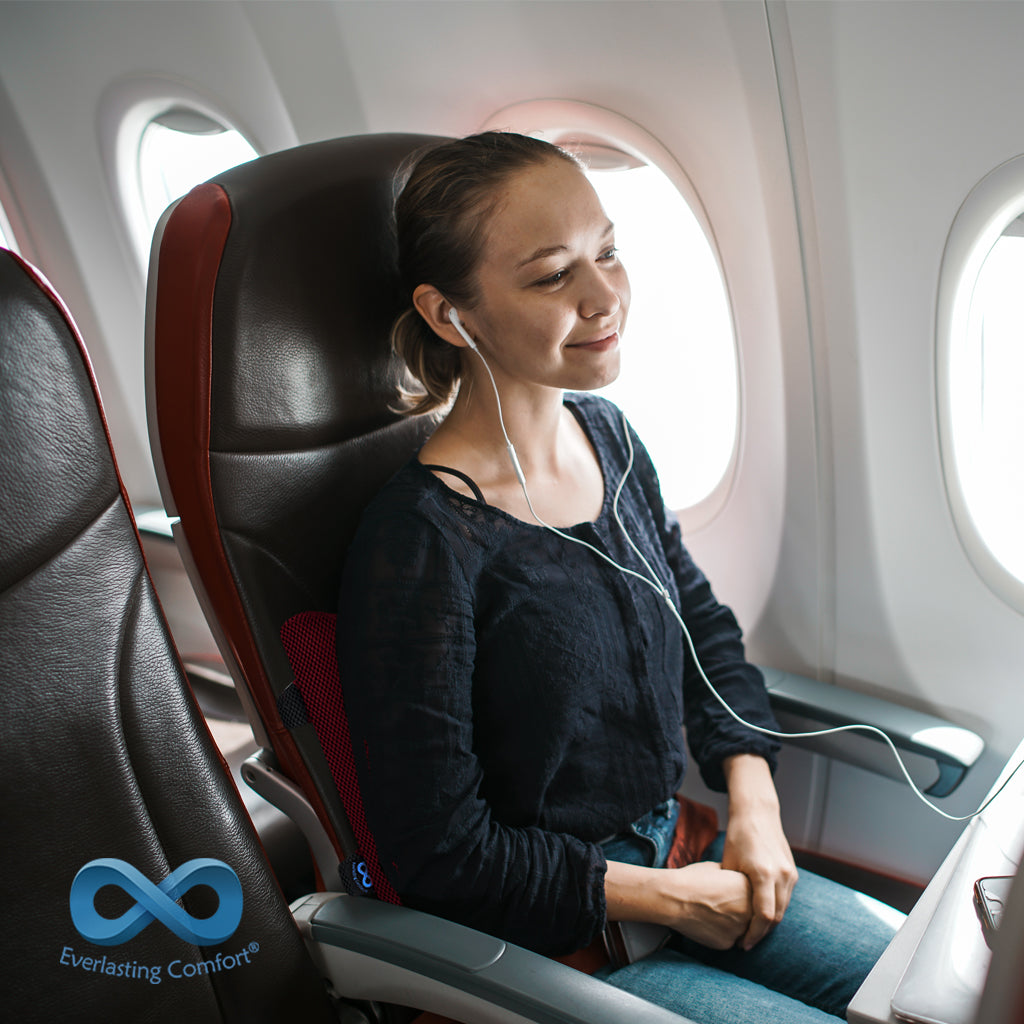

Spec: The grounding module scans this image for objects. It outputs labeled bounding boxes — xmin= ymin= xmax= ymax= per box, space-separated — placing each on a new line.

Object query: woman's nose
xmin=578 ymin=265 xmax=623 ymax=320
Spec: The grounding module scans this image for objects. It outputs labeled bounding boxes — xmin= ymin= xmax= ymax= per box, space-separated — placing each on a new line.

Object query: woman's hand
xmin=605 ymin=859 xmax=753 ymax=951
xmin=721 ymin=754 xmax=799 ymax=950
xmin=661 ymin=861 xmax=754 ymax=950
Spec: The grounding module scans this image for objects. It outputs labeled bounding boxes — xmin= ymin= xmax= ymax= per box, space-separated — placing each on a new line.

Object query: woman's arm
xmin=604 ymin=858 xmax=752 ymax=951
xmin=721 ymin=753 xmax=798 ymax=949
xmin=621 ymin=414 xmax=780 ymax=791
xmin=619 ymin=411 xmax=793 ymax=947
xmin=338 ymin=499 xmax=607 ymax=956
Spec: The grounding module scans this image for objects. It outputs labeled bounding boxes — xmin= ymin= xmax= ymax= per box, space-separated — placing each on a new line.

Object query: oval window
xmin=947 ymin=216 xmax=1024 ymax=582
xmin=486 ymin=103 xmax=739 ymax=514
xmin=939 ymin=156 xmax=1024 ymax=607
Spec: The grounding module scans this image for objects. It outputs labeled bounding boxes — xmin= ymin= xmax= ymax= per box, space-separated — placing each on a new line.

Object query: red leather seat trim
xmin=152 ymin=186 xmax=343 ymax=865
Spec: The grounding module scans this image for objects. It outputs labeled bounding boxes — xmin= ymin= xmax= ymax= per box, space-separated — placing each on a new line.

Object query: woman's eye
xmin=533 ymin=247 xmax=616 ymax=287
xmin=536 ymin=269 xmax=568 ymax=287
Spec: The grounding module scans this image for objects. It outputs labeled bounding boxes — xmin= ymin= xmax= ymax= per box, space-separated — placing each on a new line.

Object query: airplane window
xmin=938 ymin=155 xmax=1024 ymax=608
xmin=947 ymin=213 xmax=1024 ymax=586
xmin=582 ymin=151 xmax=738 ymax=513
xmin=130 ymin=106 xmax=257 ymax=268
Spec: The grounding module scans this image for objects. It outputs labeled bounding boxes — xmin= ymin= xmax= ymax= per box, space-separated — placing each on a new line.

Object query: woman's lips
xmin=568 ymin=330 xmax=619 ymax=352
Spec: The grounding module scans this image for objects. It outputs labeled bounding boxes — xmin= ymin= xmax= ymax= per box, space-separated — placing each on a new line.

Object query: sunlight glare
xmin=588 ymin=164 xmax=738 ymax=511
xmin=137 ymin=122 xmax=257 ymax=240
xmin=954 ymin=234 xmax=1024 ymax=583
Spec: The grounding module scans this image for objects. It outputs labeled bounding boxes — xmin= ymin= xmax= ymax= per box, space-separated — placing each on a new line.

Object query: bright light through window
xmin=138 ymin=119 xmax=256 ymax=232
xmin=951 ymin=223 xmax=1024 ymax=583
xmin=134 ymin=114 xmax=256 ymax=260
xmin=588 ymin=163 xmax=738 ymax=511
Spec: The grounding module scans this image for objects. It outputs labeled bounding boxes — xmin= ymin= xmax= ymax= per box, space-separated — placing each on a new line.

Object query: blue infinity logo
xmin=70 ymin=858 xmax=243 ymax=947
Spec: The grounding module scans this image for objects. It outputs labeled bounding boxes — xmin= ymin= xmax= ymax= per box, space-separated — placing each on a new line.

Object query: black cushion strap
xmin=422 ymin=463 xmax=487 ymax=504
xmin=277 ymin=682 xmax=310 ymax=729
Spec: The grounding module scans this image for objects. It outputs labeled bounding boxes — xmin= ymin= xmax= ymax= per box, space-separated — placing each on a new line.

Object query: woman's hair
xmin=391 ymin=131 xmax=579 ymax=415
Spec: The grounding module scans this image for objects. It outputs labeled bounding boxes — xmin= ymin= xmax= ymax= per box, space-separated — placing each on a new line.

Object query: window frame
xmin=0 ymin=200 xmax=16 ymax=253
xmin=0 ymin=161 xmax=25 ymax=257
xmin=482 ymin=99 xmax=740 ymax=525
xmin=936 ymin=153 xmax=1024 ymax=612
xmin=100 ymin=79 xmax=261 ymax=277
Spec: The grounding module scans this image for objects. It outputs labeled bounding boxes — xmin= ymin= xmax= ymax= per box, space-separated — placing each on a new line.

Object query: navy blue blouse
xmin=337 ymin=394 xmax=779 ymax=955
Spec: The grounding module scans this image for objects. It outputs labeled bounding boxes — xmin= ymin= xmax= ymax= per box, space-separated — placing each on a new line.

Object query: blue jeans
xmin=597 ymin=800 xmax=904 ymax=1023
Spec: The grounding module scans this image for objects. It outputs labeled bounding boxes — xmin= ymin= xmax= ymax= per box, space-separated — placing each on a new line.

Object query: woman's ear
xmin=412 ymin=285 xmax=474 ymax=348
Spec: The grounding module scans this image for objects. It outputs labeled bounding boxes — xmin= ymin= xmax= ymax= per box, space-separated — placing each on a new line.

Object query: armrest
xmin=760 ymin=667 xmax=984 ymax=797
xmin=242 ymin=750 xmax=341 ymax=885
xmin=292 ymin=892 xmax=694 ymax=1024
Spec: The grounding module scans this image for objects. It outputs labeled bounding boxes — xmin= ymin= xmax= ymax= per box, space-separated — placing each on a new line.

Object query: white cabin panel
xmin=779 ymin=0 xmax=1024 ymax=875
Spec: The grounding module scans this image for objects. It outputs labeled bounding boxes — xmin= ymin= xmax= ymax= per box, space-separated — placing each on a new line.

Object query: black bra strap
xmin=422 ymin=464 xmax=487 ymax=504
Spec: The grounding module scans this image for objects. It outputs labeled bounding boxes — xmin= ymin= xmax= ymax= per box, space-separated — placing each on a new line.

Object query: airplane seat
xmin=0 ymin=248 xmax=336 ymax=1022
xmin=0 ymin=241 xmax=690 ymax=1024
xmin=146 ymin=133 xmax=443 ymax=891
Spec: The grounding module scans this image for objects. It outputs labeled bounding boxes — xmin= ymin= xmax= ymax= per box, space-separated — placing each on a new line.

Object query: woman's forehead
xmin=480 ymin=160 xmax=608 ymax=267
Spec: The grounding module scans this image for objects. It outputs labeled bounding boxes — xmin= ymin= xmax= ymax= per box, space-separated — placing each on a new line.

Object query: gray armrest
xmin=293 ymin=892 xmax=694 ymax=1024
xmin=242 ymin=751 xmax=342 ymax=885
xmin=760 ymin=667 xmax=984 ymax=797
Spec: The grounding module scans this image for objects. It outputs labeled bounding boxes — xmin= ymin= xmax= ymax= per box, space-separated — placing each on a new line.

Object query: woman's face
xmin=459 ymin=157 xmax=630 ymax=395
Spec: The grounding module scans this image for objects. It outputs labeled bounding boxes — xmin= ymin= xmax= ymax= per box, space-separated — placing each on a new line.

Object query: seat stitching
xmin=0 ymin=491 xmax=121 ymax=601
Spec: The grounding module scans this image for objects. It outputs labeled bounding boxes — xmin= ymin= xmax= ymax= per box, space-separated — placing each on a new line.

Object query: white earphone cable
xmin=458 ymin=319 xmax=1016 ymax=823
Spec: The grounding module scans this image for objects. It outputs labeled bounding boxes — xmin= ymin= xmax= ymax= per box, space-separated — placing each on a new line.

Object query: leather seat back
xmin=147 ymin=135 xmax=441 ymax=865
xmin=0 ymin=249 xmax=333 ymax=1022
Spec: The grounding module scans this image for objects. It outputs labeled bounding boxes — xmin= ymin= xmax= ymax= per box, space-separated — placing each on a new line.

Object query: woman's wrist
xmin=722 ymin=753 xmax=779 ymax=816
xmin=605 ymin=857 xmax=756 ymax=949
xmin=604 ymin=859 xmax=680 ymax=926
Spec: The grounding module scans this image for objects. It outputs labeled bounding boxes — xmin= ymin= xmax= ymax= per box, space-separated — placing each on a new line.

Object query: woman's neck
xmin=420 ymin=380 xmax=604 ymax=526
xmin=444 ymin=377 xmax=565 ymax=478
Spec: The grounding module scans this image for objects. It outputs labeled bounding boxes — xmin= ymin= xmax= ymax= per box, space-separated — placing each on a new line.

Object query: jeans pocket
xmin=602 ymin=798 xmax=679 ymax=867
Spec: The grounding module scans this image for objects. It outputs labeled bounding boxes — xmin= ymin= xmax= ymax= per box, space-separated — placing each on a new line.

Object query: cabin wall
xmin=776 ymin=0 xmax=1024 ymax=875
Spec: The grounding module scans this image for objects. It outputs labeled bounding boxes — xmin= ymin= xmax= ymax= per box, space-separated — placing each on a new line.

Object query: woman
xmin=337 ymin=131 xmax=901 ymax=1023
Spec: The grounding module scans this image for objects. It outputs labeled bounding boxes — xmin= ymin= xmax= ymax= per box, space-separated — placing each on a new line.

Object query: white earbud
xmin=448 ymin=308 xmax=478 ymax=350
xmin=446 ymin=307 xmax=525 ymax=488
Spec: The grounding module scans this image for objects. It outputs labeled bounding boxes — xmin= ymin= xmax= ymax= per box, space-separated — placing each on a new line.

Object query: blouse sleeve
xmin=628 ymin=423 xmax=781 ymax=793
xmin=337 ymin=498 xmax=607 ymax=956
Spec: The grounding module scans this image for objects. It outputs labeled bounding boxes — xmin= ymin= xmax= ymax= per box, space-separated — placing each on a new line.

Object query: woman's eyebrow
xmin=516 ymin=244 xmax=567 ymax=270
xmin=514 ymin=221 xmax=616 ymax=270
